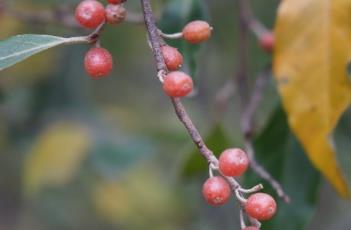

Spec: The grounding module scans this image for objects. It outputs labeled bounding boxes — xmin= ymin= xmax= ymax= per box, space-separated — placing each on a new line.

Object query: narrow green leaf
xmin=0 ymin=34 xmax=83 ymax=71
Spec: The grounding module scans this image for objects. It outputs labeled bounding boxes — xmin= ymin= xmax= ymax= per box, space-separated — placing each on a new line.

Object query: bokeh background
xmin=0 ymin=0 xmax=351 ymax=229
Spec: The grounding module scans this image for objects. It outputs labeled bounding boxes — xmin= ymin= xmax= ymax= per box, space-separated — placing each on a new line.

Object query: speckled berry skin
xmin=107 ymin=0 xmax=125 ymax=4
xmin=84 ymin=47 xmax=113 ymax=79
xmin=105 ymin=4 xmax=127 ymax=24
xmin=75 ymin=0 xmax=105 ymax=29
xmin=182 ymin=20 xmax=212 ymax=44
xmin=161 ymin=45 xmax=183 ymax=71
xmin=245 ymin=193 xmax=277 ymax=221
xmin=259 ymin=32 xmax=275 ymax=53
xmin=202 ymin=176 xmax=231 ymax=206
xmin=219 ymin=148 xmax=249 ymax=177
xmin=242 ymin=226 xmax=260 ymax=230
xmin=163 ymin=71 xmax=193 ymax=97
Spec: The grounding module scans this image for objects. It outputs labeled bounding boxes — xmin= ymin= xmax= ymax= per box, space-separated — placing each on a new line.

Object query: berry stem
xmin=158 ymin=29 xmax=183 ymax=39
xmin=239 ymin=184 xmax=264 ymax=194
xmin=61 ymin=21 xmax=106 ymax=45
xmin=240 ymin=209 xmax=246 ymax=229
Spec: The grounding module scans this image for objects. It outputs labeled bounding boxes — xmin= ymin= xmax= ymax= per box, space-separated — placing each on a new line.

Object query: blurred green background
xmin=0 ymin=0 xmax=350 ymax=229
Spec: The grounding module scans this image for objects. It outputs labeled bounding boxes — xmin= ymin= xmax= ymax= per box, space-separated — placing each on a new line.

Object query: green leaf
xmin=158 ymin=0 xmax=207 ymax=80
xmin=89 ymin=137 xmax=155 ymax=177
xmin=244 ymin=106 xmax=321 ymax=230
xmin=0 ymin=34 xmax=71 ymax=71
xmin=181 ymin=124 xmax=230 ymax=178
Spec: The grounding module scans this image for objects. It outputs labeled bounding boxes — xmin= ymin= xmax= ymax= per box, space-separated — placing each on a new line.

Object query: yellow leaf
xmin=274 ymin=0 xmax=351 ymax=197
xmin=93 ymin=165 xmax=185 ymax=228
xmin=24 ymin=121 xmax=91 ymax=195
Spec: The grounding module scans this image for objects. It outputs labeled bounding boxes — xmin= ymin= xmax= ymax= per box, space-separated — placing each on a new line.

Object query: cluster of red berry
xmin=202 ymin=148 xmax=277 ymax=229
xmin=75 ymin=0 xmax=127 ymax=79
xmin=161 ymin=20 xmax=212 ymax=97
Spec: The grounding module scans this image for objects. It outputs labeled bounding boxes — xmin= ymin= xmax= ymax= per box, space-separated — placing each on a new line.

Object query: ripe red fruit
xmin=202 ymin=176 xmax=231 ymax=206
xmin=105 ymin=4 xmax=127 ymax=24
xmin=75 ymin=0 xmax=105 ymax=29
xmin=243 ymin=227 xmax=259 ymax=230
xmin=245 ymin=193 xmax=277 ymax=221
xmin=219 ymin=148 xmax=249 ymax=177
xmin=161 ymin=45 xmax=184 ymax=71
xmin=259 ymin=32 xmax=275 ymax=53
xmin=182 ymin=20 xmax=212 ymax=44
xmin=107 ymin=0 xmax=125 ymax=4
xmin=163 ymin=71 xmax=193 ymax=97
xmin=84 ymin=47 xmax=113 ymax=79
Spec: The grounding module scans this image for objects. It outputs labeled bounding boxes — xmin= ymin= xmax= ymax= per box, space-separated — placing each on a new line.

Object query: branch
xmin=140 ymin=0 xmax=261 ymax=227
xmin=236 ymin=0 xmax=290 ymax=203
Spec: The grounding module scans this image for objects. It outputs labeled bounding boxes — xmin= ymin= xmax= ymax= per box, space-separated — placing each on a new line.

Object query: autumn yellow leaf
xmin=23 ymin=121 xmax=91 ymax=195
xmin=274 ymin=0 xmax=351 ymax=197
xmin=93 ymin=165 xmax=184 ymax=228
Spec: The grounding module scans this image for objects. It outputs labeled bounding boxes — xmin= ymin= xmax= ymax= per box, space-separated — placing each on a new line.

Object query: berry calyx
xmin=245 ymin=193 xmax=277 ymax=221
xmin=219 ymin=148 xmax=249 ymax=177
xmin=105 ymin=4 xmax=127 ymax=24
xmin=259 ymin=32 xmax=275 ymax=53
xmin=202 ymin=176 xmax=231 ymax=206
xmin=182 ymin=20 xmax=212 ymax=44
xmin=75 ymin=0 xmax=105 ymax=29
xmin=243 ymin=227 xmax=260 ymax=230
xmin=161 ymin=45 xmax=184 ymax=71
xmin=107 ymin=0 xmax=125 ymax=4
xmin=84 ymin=47 xmax=113 ymax=79
xmin=163 ymin=71 xmax=193 ymax=97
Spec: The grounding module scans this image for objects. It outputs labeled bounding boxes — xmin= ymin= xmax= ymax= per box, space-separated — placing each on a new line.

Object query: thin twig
xmin=237 ymin=0 xmax=268 ymax=37
xmin=236 ymin=0 xmax=289 ymax=203
xmin=245 ymin=139 xmax=290 ymax=203
xmin=241 ymin=65 xmax=271 ymax=138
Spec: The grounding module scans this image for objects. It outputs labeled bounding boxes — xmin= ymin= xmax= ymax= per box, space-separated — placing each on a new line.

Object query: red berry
xmin=202 ymin=176 xmax=231 ymax=206
xmin=163 ymin=71 xmax=193 ymax=97
xmin=161 ymin=45 xmax=184 ymax=71
xmin=107 ymin=0 xmax=125 ymax=4
xmin=219 ymin=148 xmax=249 ymax=177
xmin=75 ymin=0 xmax=105 ymax=29
xmin=245 ymin=193 xmax=277 ymax=221
xmin=105 ymin=4 xmax=127 ymax=24
xmin=243 ymin=227 xmax=260 ymax=230
xmin=182 ymin=20 xmax=212 ymax=44
xmin=84 ymin=47 xmax=113 ymax=79
xmin=259 ymin=32 xmax=275 ymax=53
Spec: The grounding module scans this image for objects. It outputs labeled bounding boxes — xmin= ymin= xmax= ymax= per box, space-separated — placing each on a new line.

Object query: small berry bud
xmin=202 ymin=176 xmax=231 ymax=206
xmin=161 ymin=45 xmax=184 ymax=71
xmin=259 ymin=32 xmax=275 ymax=53
xmin=105 ymin=4 xmax=127 ymax=24
xmin=219 ymin=148 xmax=249 ymax=177
xmin=182 ymin=20 xmax=212 ymax=44
xmin=245 ymin=193 xmax=277 ymax=221
xmin=163 ymin=71 xmax=193 ymax=97
xmin=75 ymin=0 xmax=105 ymax=29
xmin=84 ymin=47 xmax=113 ymax=79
